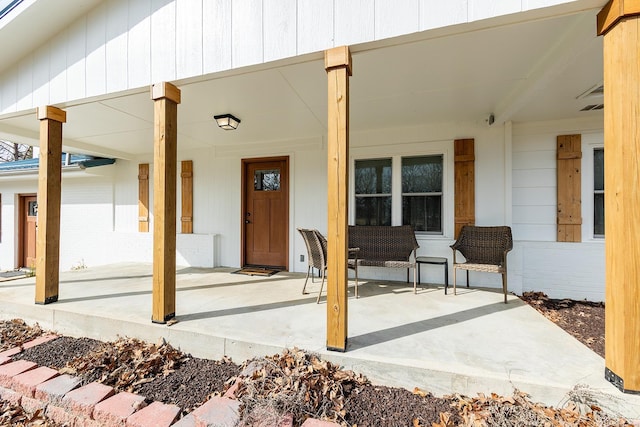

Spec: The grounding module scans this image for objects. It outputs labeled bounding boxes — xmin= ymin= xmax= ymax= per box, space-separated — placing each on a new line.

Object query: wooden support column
xmin=151 ymin=82 xmax=181 ymax=324
xmin=325 ymin=46 xmax=352 ymax=352
xmin=35 ymin=106 xmax=66 ymax=305
xmin=598 ymin=0 xmax=640 ymax=394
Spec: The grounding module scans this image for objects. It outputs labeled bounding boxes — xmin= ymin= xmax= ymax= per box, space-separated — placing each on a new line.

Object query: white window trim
xmin=350 ymin=140 xmax=454 ymax=239
xmin=581 ymin=133 xmax=604 ymax=242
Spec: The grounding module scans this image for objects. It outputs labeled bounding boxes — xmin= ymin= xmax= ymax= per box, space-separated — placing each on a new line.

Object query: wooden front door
xmin=20 ymin=195 xmax=38 ymax=268
xmin=242 ymin=157 xmax=289 ymax=270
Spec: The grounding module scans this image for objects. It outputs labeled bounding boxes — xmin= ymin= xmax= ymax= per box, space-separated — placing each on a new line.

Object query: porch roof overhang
xmin=0 ymin=4 xmax=605 ymax=158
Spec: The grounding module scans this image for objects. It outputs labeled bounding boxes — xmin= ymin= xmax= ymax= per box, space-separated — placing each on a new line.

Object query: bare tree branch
xmin=0 ymin=140 xmax=34 ymax=162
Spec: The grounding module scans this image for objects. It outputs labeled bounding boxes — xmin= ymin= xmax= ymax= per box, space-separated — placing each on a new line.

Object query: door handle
xmin=245 ymin=220 xmax=251 ymax=224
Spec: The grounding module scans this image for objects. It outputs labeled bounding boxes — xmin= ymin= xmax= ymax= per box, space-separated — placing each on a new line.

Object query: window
xmin=354 ymin=159 xmax=392 ymax=226
xmin=254 ymin=169 xmax=281 ymax=191
xmin=594 ymin=148 xmax=604 ymax=237
xmin=354 ymin=155 xmax=444 ymax=233
xmin=402 ymin=156 xmax=443 ymax=232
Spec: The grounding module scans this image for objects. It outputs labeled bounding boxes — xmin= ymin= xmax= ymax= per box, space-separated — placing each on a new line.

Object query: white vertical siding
xmin=85 ymin=2 xmax=107 ymax=98
xmin=128 ymin=0 xmax=152 ymax=88
xmin=375 ymin=0 xmax=419 ymax=40
xmin=419 ymin=0 xmax=467 ymax=30
xmin=297 ymin=0 xmax=334 ymax=55
xmin=202 ymin=0 xmax=232 ymax=74
xmin=67 ymin=17 xmax=88 ymax=102
xmin=335 ymin=0 xmax=375 ymax=46
xmin=176 ymin=0 xmax=203 ymax=78
xmin=49 ymin=31 xmax=68 ymax=104
xmin=469 ymin=0 xmax=522 ymax=22
xmin=106 ymin=0 xmax=129 ymax=93
xmin=16 ymin=56 xmax=34 ymax=111
xmin=32 ymin=43 xmax=50 ymax=107
xmin=151 ymin=0 xmax=176 ymax=83
xmin=264 ymin=0 xmax=297 ymax=63
xmin=1 ymin=66 xmax=17 ymax=114
xmin=232 ymin=0 xmax=264 ymax=68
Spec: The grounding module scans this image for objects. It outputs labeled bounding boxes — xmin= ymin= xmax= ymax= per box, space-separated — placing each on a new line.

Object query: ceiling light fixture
xmin=213 ymin=114 xmax=241 ymax=130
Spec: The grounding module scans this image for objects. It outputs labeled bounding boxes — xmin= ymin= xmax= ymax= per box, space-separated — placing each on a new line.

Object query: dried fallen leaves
xmin=59 ymin=337 xmax=187 ymax=392
xmin=432 ymin=390 xmax=632 ymax=427
xmin=0 ymin=401 xmax=51 ymax=427
xmin=0 ymin=319 xmax=46 ymax=352
xmin=233 ymin=348 xmax=369 ymax=426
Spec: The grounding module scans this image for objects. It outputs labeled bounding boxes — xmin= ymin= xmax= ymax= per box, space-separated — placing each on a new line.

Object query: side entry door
xmin=21 ymin=195 xmax=37 ymax=268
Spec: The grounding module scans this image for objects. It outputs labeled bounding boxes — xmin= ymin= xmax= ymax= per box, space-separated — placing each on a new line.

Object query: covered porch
xmin=0 ymin=0 xmax=639 ymax=400
xmin=0 ymin=263 xmax=638 ymax=418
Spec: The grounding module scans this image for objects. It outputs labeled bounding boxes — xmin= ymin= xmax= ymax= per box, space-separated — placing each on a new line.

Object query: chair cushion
xmin=358 ymin=259 xmax=414 ymax=268
xmin=453 ymin=262 xmax=504 ymax=274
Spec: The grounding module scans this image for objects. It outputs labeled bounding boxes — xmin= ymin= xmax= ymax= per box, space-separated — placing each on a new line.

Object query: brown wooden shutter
xmin=138 ymin=163 xmax=149 ymax=232
xmin=454 ymin=139 xmax=475 ymax=238
xmin=557 ymin=135 xmax=582 ymax=242
xmin=181 ymin=160 xmax=193 ymax=233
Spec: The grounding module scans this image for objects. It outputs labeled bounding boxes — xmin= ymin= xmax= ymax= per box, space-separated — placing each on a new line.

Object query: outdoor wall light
xmin=213 ymin=114 xmax=241 ymax=130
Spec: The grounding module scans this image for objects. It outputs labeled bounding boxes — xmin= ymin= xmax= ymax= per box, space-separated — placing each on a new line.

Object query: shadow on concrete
xmin=55 ymin=276 xmax=297 ymax=304
xmin=347 ymin=299 xmax=521 ymax=350
xmin=177 ymin=295 xmax=321 ymax=321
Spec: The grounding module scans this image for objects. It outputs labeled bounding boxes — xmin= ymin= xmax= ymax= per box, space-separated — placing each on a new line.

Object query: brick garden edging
xmin=0 ymin=336 xmax=340 ymax=427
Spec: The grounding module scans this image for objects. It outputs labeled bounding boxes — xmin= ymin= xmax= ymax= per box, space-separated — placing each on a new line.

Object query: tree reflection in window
xmin=254 ymin=169 xmax=281 ymax=191
xmin=402 ymin=155 xmax=442 ymax=233
xmin=355 ymin=158 xmax=392 ymax=225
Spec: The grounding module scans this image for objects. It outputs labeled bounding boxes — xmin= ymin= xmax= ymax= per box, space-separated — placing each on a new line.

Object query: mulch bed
xmin=520 ymin=291 xmax=605 ymax=357
xmin=0 ymin=294 xmax=628 ymax=426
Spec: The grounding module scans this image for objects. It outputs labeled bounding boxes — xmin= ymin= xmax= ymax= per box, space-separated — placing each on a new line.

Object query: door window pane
xmin=28 ymin=201 xmax=37 ymax=217
xmin=254 ymin=169 xmax=280 ymax=191
xmin=355 ymin=159 xmax=392 ymax=225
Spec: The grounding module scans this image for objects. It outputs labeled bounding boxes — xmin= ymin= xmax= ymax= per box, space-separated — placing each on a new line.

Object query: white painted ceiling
xmin=0 ymin=6 xmax=605 ymax=159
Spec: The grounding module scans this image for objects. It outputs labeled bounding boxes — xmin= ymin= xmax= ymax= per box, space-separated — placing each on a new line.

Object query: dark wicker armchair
xmin=297 ymin=228 xmax=358 ymax=303
xmin=450 ymin=226 xmax=513 ymax=303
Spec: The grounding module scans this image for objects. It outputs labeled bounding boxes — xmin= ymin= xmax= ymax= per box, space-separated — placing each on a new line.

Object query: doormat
xmin=232 ymin=267 xmax=280 ymax=277
xmin=0 ymin=270 xmax=28 ymax=281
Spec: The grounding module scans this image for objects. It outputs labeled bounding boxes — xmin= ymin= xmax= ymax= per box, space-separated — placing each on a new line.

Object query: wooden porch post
xmin=325 ymin=46 xmax=352 ymax=352
xmin=34 ymin=106 xmax=66 ymax=304
xmin=151 ymin=82 xmax=181 ymax=323
xmin=598 ymin=1 xmax=640 ymax=393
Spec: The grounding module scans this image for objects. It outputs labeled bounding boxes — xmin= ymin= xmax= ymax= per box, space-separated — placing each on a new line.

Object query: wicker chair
xmin=450 ymin=226 xmax=513 ymax=303
xmin=297 ymin=228 xmax=358 ymax=303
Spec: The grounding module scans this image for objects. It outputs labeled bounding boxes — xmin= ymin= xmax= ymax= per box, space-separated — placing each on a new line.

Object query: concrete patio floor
xmin=0 ymin=263 xmax=638 ymax=420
